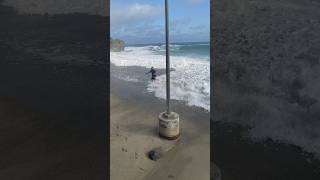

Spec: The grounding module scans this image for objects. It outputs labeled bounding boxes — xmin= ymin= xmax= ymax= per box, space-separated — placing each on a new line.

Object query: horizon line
xmin=126 ymin=41 xmax=210 ymax=46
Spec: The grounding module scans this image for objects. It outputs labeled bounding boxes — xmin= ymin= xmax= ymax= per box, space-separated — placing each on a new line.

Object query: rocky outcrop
xmin=110 ymin=38 xmax=125 ymax=52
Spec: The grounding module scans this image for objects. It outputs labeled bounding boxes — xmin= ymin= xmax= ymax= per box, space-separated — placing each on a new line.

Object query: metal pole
xmin=165 ymin=0 xmax=171 ymax=115
xmin=159 ymin=0 xmax=179 ymax=140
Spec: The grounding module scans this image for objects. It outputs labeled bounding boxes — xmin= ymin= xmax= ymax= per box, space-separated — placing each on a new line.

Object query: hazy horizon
xmin=125 ymin=40 xmax=210 ymax=46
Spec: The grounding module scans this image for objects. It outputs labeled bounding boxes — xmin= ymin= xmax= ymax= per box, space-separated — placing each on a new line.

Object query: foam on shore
xmin=110 ymin=45 xmax=210 ymax=111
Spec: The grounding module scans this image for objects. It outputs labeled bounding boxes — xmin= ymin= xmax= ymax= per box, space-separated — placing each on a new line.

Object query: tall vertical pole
xmin=159 ymin=0 xmax=179 ymax=140
xmin=165 ymin=0 xmax=171 ymax=115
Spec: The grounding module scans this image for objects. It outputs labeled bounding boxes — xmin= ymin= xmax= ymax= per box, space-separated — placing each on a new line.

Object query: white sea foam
xmin=117 ymin=75 xmax=140 ymax=83
xmin=111 ymin=45 xmax=320 ymax=159
xmin=215 ymin=76 xmax=320 ymax=158
xmin=110 ymin=45 xmax=210 ymax=111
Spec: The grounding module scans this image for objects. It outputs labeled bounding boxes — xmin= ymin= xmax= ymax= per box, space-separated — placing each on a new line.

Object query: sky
xmin=110 ymin=0 xmax=210 ymax=45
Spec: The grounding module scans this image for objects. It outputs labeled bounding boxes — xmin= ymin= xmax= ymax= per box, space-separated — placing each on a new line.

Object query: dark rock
xmin=148 ymin=150 xmax=161 ymax=161
xmin=168 ymin=175 xmax=175 ymax=178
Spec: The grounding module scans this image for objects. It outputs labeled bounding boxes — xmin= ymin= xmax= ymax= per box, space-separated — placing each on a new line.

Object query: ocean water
xmin=110 ymin=42 xmax=210 ymax=111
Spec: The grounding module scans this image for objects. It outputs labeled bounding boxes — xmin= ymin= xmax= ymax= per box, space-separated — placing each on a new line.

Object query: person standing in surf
xmin=146 ymin=67 xmax=156 ymax=81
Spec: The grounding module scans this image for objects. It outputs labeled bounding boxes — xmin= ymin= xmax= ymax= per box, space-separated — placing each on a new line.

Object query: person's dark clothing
xmin=148 ymin=68 xmax=156 ymax=80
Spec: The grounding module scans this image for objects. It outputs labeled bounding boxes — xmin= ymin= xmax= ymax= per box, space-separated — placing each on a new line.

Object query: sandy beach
xmin=111 ymin=62 xmax=320 ymax=180
xmin=110 ymin=94 xmax=210 ymax=180
xmin=110 ymin=59 xmax=210 ymax=180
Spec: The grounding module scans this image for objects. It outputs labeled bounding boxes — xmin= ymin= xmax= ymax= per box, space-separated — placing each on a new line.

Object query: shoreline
xmin=110 ymin=62 xmax=210 ymax=180
xmin=110 ymin=63 xmax=210 ymax=117
xmin=111 ymin=63 xmax=320 ymax=179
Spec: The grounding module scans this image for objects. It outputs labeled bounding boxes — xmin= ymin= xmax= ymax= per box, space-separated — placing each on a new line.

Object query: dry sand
xmin=110 ymin=94 xmax=210 ymax=180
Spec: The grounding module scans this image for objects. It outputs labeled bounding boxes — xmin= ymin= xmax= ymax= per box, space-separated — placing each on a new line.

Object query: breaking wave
xmin=110 ymin=43 xmax=210 ymax=111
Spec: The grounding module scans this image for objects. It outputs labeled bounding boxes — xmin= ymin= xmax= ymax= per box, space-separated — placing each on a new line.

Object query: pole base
xmin=159 ymin=132 xmax=180 ymax=140
xmin=158 ymin=112 xmax=180 ymax=140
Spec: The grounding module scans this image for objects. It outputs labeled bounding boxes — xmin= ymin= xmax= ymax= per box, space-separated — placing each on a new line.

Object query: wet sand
xmin=110 ymin=59 xmax=211 ymax=179
xmin=111 ymin=64 xmax=307 ymax=180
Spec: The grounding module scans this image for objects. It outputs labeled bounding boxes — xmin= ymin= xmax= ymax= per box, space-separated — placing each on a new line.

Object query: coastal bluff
xmin=110 ymin=38 xmax=125 ymax=52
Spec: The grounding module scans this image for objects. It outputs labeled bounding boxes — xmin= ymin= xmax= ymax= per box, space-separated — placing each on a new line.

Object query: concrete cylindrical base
xmin=158 ymin=112 xmax=180 ymax=140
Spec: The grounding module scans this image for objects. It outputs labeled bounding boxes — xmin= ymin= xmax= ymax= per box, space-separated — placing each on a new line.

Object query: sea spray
xmin=110 ymin=42 xmax=210 ymax=111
